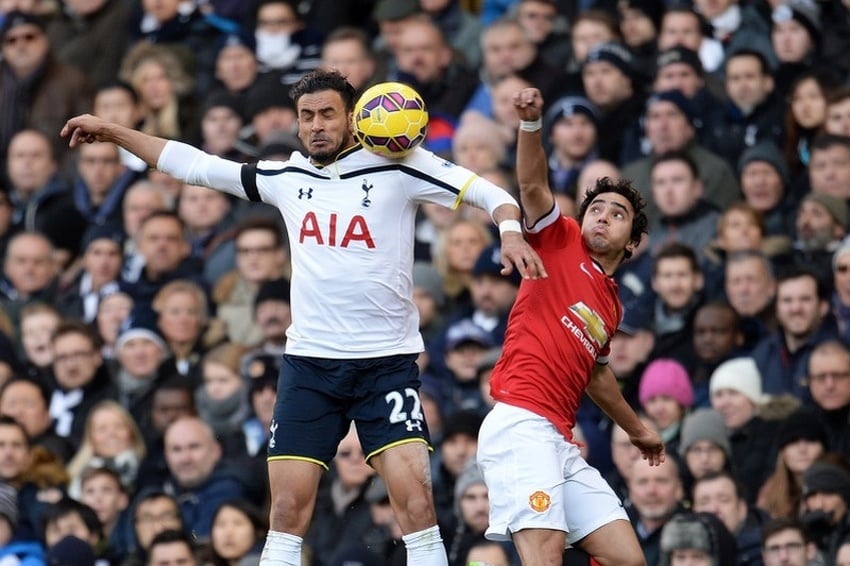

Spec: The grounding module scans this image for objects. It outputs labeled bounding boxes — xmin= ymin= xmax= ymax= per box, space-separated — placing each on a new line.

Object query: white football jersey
xmin=244 ymin=145 xmax=479 ymax=358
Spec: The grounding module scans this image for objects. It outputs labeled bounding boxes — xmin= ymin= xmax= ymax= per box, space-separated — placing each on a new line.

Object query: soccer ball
xmin=353 ymin=82 xmax=429 ymax=159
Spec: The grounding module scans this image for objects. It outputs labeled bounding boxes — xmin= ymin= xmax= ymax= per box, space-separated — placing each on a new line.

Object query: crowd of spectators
xmin=3 ymin=0 xmax=850 ymax=564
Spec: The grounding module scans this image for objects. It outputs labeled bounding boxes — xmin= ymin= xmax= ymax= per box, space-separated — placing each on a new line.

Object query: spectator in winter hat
xmin=544 ymin=95 xmax=600 ymax=196
xmin=659 ymin=511 xmax=738 ymax=566
xmin=581 ymin=41 xmax=645 ymax=164
xmin=738 ymin=141 xmax=795 ymax=237
xmin=447 ymin=463 xmax=489 ymax=564
xmin=709 ymin=357 xmax=766 ymax=430
xmin=679 ymin=408 xmax=731 ymax=482
xmin=252 ymin=277 xmax=291 ymax=357
xmin=639 ymin=359 xmax=694 ymax=455
xmin=432 ymin=410 xmax=483 ymax=529
xmin=709 ymin=357 xmax=775 ymax=503
xmin=771 ymin=0 xmax=821 ymax=67
xmin=413 ymin=261 xmax=447 ymax=347
xmin=801 ymin=456 xmax=850 ymax=562
xmin=213 ymin=31 xmax=258 ymax=96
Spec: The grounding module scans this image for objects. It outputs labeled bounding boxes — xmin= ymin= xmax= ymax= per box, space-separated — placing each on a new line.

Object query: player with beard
xmin=62 ymin=69 xmax=545 ymax=566
xmin=476 ymin=87 xmax=665 ymax=566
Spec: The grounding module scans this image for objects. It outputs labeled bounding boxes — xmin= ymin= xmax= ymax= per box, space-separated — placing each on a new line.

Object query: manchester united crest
xmin=528 ymin=490 xmax=551 ymax=512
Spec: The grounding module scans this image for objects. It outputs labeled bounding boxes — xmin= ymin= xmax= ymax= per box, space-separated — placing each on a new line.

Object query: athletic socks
xmin=259 ymin=530 xmax=303 ymax=566
xmin=402 ymin=524 xmax=449 ymax=566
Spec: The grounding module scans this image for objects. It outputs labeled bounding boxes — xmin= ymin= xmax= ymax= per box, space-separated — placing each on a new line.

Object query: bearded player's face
xmin=296 ymin=90 xmax=356 ymax=165
xmin=580 ymin=192 xmax=635 ymax=258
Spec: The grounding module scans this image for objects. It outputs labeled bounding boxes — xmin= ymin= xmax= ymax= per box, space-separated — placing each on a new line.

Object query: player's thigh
xmin=370 ymin=441 xmax=437 ymax=531
xmin=576 ymin=519 xmax=645 ymax=566
xmin=477 ymin=404 xmax=571 ymax=539
xmin=267 ymin=458 xmax=324 ymax=534
xmin=561 ymin=452 xmax=630 ymax=546
xmin=348 ymin=353 xmax=431 ymax=460
xmin=269 ymin=354 xmax=351 ymax=466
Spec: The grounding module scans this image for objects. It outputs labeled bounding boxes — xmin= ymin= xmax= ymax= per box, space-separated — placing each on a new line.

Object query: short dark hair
xmin=95 ymin=80 xmax=139 ymax=104
xmin=576 ymin=177 xmax=648 ymax=260
xmin=212 ymin=499 xmax=267 ymax=537
xmin=653 ymin=242 xmax=700 ymax=275
xmin=0 ymin=378 xmax=50 ymax=410
xmin=51 ymin=320 xmax=102 ymax=350
xmin=0 ymin=416 xmax=30 ymax=447
xmin=811 ymin=133 xmax=850 ymax=155
xmin=42 ymin=498 xmax=103 ymax=541
xmin=139 ymin=210 xmax=186 ymax=234
xmin=726 ymin=49 xmax=771 ymax=75
xmin=692 ymin=469 xmax=746 ymax=502
xmin=79 ymin=465 xmax=126 ymax=493
xmin=761 ymin=517 xmax=807 ymax=547
xmin=289 ymin=69 xmax=357 ymax=113
xmin=651 ymin=150 xmax=700 ymax=179
xmin=777 ymin=265 xmax=827 ymax=301
xmin=147 ymin=529 xmax=195 ymax=560
xmin=234 ymin=216 xmax=285 ymax=248
xmin=696 ymin=300 xmax=741 ymax=330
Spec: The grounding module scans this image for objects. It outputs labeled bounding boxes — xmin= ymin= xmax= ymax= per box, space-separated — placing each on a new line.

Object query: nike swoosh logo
xmin=579 ymin=262 xmax=593 ymax=278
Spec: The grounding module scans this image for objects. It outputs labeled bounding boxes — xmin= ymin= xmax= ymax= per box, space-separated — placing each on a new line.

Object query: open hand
xmin=499 ymin=231 xmax=547 ymax=280
xmin=512 ymin=88 xmax=544 ymax=122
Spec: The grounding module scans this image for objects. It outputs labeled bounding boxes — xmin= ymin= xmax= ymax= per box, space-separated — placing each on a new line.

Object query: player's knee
xmin=396 ymin=490 xmax=437 ymax=528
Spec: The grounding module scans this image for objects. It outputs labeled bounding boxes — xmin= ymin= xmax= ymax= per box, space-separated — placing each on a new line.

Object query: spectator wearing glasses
xmin=761 ymin=517 xmax=819 ymax=566
xmin=213 ymin=217 xmax=289 ymax=347
xmin=49 ymin=321 xmax=116 ymax=450
xmin=807 ymin=340 xmax=850 ymax=456
xmin=0 ymin=10 xmax=93 ymax=168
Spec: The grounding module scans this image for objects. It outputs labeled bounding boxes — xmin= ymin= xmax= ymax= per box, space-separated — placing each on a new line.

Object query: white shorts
xmin=477 ymin=403 xmax=627 ymax=545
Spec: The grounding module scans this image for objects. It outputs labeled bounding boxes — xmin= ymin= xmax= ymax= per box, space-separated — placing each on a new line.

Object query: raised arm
xmin=514 ymin=88 xmax=556 ymax=227
xmin=62 ymin=114 xmax=167 ymax=167
xmin=586 ymin=363 xmax=665 ymax=466
xmin=61 ymin=114 xmax=246 ymax=198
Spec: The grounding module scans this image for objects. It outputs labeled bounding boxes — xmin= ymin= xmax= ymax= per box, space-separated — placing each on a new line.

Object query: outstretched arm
xmin=514 ymin=88 xmax=556 ymax=227
xmin=586 ymin=363 xmax=665 ymax=466
xmin=62 ymin=114 xmax=246 ymax=198
xmin=62 ymin=114 xmax=167 ymax=167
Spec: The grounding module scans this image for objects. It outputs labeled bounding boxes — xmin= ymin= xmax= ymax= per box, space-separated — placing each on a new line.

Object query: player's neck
xmin=588 ymin=252 xmax=622 ymax=277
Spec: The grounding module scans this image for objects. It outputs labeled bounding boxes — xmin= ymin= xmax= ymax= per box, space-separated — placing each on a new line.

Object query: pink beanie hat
xmin=639 ymin=358 xmax=695 ymax=408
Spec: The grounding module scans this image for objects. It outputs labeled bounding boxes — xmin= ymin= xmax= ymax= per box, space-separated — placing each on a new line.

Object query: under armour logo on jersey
xmin=268 ymin=420 xmax=278 ymax=449
xmin=404 ymin=419 xmax=422 ymax=432
xmin=361 ymin=179 xmax=373 ymax=208
xmin=298 ymin=187 xmax=313 ymax=200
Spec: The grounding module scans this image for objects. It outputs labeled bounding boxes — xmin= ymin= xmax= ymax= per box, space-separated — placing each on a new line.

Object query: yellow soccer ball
xmin=352 ymin=82 xmax=429 ymax=159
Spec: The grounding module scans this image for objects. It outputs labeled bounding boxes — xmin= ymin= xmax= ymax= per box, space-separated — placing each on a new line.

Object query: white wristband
xmin=499 ymin=219 xmax=523 ymax=235
xmin=519 ymin=119 xmax=542 ymax=132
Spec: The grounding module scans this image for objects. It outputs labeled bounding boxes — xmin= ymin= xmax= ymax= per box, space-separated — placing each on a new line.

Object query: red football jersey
xmin=489 ymin=213 xmax=623 ymax=441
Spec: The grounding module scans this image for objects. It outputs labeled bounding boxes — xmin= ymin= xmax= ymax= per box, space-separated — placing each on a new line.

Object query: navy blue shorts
xmin=267 ymin=353 xmax=431 ymax=467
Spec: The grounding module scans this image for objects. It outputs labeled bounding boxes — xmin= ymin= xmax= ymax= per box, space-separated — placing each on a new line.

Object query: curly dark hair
xmin=576 ymin=177 xmax=648 ymax=260
xmin=289 ymin=69 xmax=357 ymax=112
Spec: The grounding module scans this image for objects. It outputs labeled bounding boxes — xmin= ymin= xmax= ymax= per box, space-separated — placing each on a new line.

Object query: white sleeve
xmin=156 ymin=140 xmax=250 ymax=199
xmin=461 ymin=175 xmax=520 ymax=219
